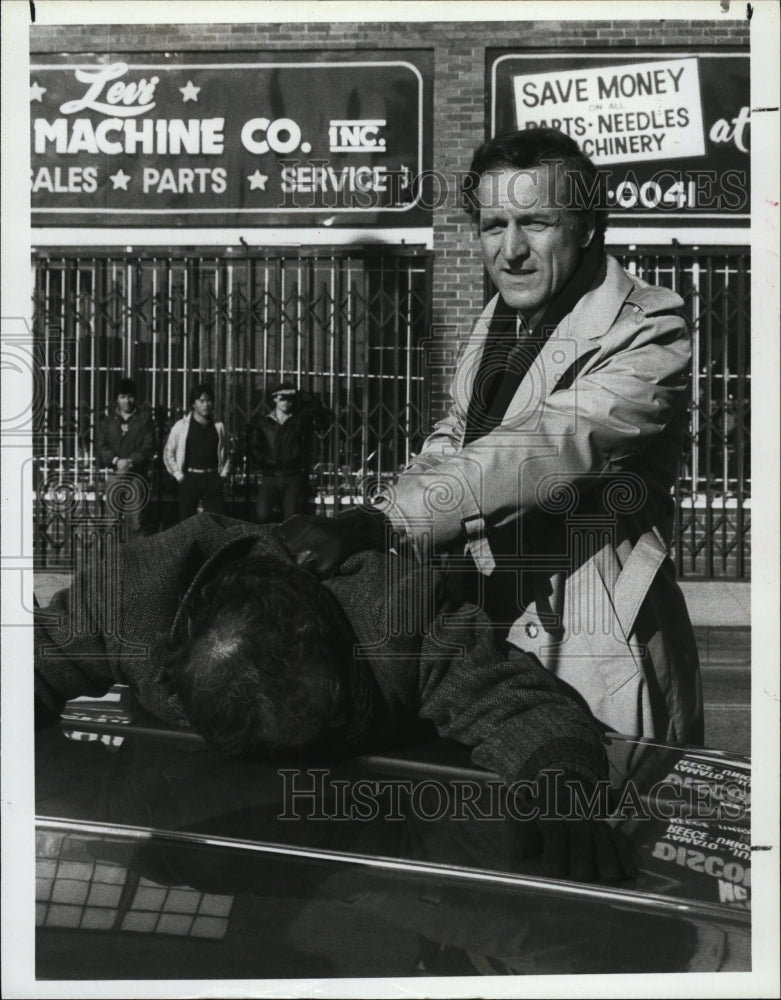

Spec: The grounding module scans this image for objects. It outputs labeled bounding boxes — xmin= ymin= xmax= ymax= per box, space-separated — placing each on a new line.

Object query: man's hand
xmin=276 ymin=506 xmax=391 ymax=578
xmin=528 ymin=816 xmax=638 ymax=884
xmin=116 ymin=458 xmax=131 ymax=473
xmin=516 ymin=771 xmax=638 ymax=884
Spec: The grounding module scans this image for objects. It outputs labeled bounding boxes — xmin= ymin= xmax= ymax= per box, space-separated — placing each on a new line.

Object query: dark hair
xmin=188 ymin=383 xmax=215 ymax=409
xmin=462 ymin=127 xmax=608 ymax=243
xmin=115 ymin=377 xmax=138 ymax=399
xmin=160 ymin=555 xmax=355 ymax=756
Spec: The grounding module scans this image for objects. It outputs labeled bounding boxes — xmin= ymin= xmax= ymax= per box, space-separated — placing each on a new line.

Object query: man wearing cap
xmin=95 ymin=377 xmax=156 ymax=538
xmin=252 ymin=381 xmax=313 ymax=523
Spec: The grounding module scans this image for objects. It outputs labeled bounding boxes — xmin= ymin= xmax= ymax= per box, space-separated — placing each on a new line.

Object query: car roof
xmin=35 ymin=700 xmax=751 ymax=980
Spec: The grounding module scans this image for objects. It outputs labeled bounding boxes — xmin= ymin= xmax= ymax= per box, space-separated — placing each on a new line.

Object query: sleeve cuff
xmin=373 ymin=464 xmax=484 ymax=555
xmin=473 ymin=734 xmax=608 ymax=791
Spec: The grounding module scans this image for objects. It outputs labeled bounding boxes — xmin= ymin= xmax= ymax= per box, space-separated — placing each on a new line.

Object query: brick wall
xmin=31 ymin=18 xmax=749 ymax=419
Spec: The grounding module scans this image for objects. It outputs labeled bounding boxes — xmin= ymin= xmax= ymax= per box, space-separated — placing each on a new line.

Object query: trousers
xmin=178 ymin=472 xmax=224 ymax=521
xmin=256 ymin=472 xmax=305 ymax=523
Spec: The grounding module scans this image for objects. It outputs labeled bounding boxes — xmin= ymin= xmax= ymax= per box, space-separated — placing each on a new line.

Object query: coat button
xmin=525 ymin=622 xmax=539 ymax=639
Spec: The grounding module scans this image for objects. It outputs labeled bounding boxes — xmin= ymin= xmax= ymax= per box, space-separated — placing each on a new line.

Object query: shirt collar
xmin=515 ymin=313 xmax=531 ymax=339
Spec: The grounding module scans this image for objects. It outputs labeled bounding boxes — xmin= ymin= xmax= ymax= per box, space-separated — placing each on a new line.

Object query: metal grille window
xmin=32 ymin=246 xmax=431 ymax=564
xmin=32 ymin=244 xmax=749 ymax=578
xmin=613 ymin=247 xmax=750 ymax=579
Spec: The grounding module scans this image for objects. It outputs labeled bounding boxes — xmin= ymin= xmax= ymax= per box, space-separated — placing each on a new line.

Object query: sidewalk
xmin=35 ymin=573 xmax=71 ymax=607
xmin=694 ymin=625 xmax=751 ymax=757
xmin=681 ymin=581 xmax=751 ymax=756
xmin=679 ymin=581 xmax=750 ymax=628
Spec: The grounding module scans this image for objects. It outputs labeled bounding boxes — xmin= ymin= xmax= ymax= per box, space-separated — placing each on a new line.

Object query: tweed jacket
xmin=382 ymin=255 xmax=703 ymax=745
xmin=34 ymin=513 xmax=607 ymax=787
xmin=163 ymin=413 xmax=231 ymax=482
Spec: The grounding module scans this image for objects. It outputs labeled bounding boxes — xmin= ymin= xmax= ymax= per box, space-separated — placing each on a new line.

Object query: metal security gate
xmin=613 ymin=246 xmax=750 ymax=579
xmin=32 ymin=244 xmax=750 ymax=578
xmin=32 ymin=246 xmax=432 ymax=566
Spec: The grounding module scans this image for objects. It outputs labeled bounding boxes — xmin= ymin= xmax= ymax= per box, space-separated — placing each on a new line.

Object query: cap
xmin=270 ymin=380 xmax=297 ymax=398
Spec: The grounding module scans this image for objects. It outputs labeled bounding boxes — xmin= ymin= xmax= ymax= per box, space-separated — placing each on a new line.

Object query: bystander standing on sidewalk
xmin=253 ymin=381 xmax=316 ymax=523
xmin=95 ymin=377 xmax=155 ymax=538
xmin=164 ymin=383 xmax=231 ymax=521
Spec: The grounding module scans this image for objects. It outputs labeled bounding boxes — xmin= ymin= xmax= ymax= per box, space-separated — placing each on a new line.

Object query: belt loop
xmin=461 ymin=514 xmax=495 ymax=575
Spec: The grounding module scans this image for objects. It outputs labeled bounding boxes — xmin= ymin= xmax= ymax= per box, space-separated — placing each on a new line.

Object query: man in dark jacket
xmin=253 ymin=382 xmax=317 ymax=523
xmin=95 ymin=377 xmax=156 ymax=537
xmin=34 ymin=513 xmax=634 ymax=882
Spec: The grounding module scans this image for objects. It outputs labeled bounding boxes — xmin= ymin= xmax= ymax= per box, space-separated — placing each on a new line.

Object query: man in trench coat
xmin=281 ymin=128 xmax=703 ymax=746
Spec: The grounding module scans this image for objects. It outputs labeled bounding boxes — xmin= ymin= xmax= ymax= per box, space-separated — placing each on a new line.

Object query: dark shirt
xmin=184 ymin=418 xmax=219 ymax=470
xmin=463 ymin=305 xmax=547 ymax=445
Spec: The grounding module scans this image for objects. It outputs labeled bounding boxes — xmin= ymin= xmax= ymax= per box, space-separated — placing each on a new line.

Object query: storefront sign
xmin=489 ymin=50 xmax=749 ymax=226
xmin=30 ymin=51 xmax=432 ymax=227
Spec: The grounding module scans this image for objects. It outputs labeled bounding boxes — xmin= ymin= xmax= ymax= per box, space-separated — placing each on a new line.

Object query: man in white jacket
xmin=164 ymin=383 xmax=231 ymax=520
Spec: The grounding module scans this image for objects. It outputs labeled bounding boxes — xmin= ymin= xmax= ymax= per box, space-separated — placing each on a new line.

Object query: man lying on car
xmin=34 ymin=512 xmax=636 ymax=883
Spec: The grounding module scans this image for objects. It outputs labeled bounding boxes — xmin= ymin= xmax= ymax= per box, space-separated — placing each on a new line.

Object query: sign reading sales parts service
xmin=489 ymin=50 xmax=749 ymax=226
xmin=30 ymin=51 xmax=433 ymax=227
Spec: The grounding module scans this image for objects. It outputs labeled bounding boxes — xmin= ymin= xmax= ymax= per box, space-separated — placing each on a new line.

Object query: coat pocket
xmin=508 ymin=558 xmax=639 ymax=695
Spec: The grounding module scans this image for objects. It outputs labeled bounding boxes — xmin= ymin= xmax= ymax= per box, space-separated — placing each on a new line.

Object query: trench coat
xmin=382 ymin=255 xmax=703 ymax=744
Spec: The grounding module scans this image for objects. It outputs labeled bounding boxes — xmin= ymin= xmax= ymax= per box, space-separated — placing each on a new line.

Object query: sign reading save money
xmin=513 ymin=58 xmax=705 ymax=165
xmin=488 ymin=50 xmax=749 ymax=226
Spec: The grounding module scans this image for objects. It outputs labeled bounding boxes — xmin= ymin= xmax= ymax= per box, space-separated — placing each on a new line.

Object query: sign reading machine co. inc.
xmin=489 ymin=51 xmax=749 ymax=226
xmin=30 ymin=51 xmax=432 ymax=227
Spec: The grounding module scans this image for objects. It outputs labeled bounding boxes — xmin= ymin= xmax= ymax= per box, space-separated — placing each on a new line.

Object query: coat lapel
xmin=502 ymin=255 xmax=635 ymax=426
xmin=450 ymin=295 xmax=504 ymax=415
